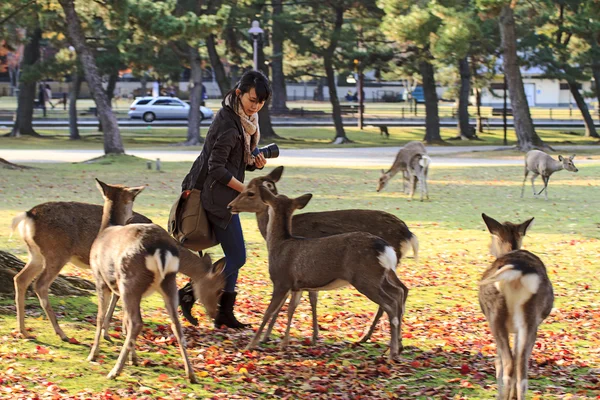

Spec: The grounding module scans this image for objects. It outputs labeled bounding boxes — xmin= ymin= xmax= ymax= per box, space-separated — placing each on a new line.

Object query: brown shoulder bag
xmin=168 ymin=189 xmax=219 ymax=251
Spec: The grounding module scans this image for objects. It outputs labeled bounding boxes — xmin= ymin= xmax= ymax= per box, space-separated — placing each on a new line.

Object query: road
xmin=2 ymin=145 xmax=599 ymax=167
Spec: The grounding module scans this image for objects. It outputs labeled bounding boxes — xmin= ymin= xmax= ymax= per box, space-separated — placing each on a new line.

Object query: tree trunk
xmin=592 ymin=61 xmax=600 ymax=122
xmin=58 ymin=0 xmax=124 ymax=155
xmin=420 ymin=60 xmax=442 ymax=143
xmin=475 ymin=88 xmax=483 ymax=133
xmin=69 ymin=70 xmax=83 ymax=140
xmin=458 ymin=57 xmax=475 ymax=139
xmin=185 ymin=46 xmax=203 ymax=146
xmin=8 ymin=27 xmax=42 ymax=138
xmin=499 ymin=5 xmax=545 ymax=151
xmin=270 ymin=0 xmax=288 ymax=113
xmin=98 ymin=70 xmax=119 ymax=133
xmin=568 ymin=80 xmax=599 ymax=138
xmin=326 ymin=6 xmax=349 ymax=144
xmin=0 ymin=250 xmax=94 ymax=297
xmin=206 ymin=34 xmax=231 ymax=97
xmin=140 ymin=75 xmax=148 ymax=96
xmin=257 ymin=32 xmax=280 ymax=140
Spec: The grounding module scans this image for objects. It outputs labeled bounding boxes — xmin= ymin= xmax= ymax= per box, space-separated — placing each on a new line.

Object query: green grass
xmin=0 ymin=157 xmax=599 ymax=398
xmin=0 ymin=126 xmax=599 ymax=151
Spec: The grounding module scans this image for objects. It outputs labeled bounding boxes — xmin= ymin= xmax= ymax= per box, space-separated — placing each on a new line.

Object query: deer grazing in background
xmin=246 ymin=186 xmax=407 ymax=359
xmin=377 ymin=141 xmax=427 ymax=193
xmin=521 ymin=150 xmax=578 ymax=200
xmin=86 ymin=180 xmax=199 ymax=382
xmin=11 ymin=202 xmax=225 ymax=342
xmin=479 ymin=214 xmax=554 ymax=400
xmin=224 ymin=166 xmax=417 ymax=346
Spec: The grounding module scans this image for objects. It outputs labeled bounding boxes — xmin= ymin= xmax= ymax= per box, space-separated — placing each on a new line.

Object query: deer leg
xmin=537 ymin=176 xmax=549 ymax=200
xmin=409 ymin=175 xmax=417 ymax=199
xmin=358 ymin=306 xmax=384 ymax=343
xmin=102 ymin=293 xmax=120 ymax=342
xmin=514 ymin=327 xmax=537 ymax=400
xmin=521 ymin=168 xmax=529 ymax=198
xmin=260 ymin=293 xmax=288 ymax=344
xmin=106 ymin=291 xmax=143 ymax=380
xmin=489 ymin=319 xmax=513 ymax=400
xmin=32 ymin=256 xmax=71 ymax=341
xmin=247 ymin=288 xmax=290 ymax=350
xmin=14 ymin=253 xmax=44 ymax=338
xmin=87 ymin=282 xmax=112 ymax=362
xmin=281 ymin=291 xmax=302 ymax=349
xmin=423 ymin=169 xmax=429 ymax=200
xmin=419 ymin=171 xmax=425 ymax=202
xmin=383 ymin=271 xmax=406 ymax=352
xmin=530 ymin=173 xmax=539 ymax=196
xmin=161 ymin=274 xmax=198 ymax=384
xmin=308 ymin=291 xmax=319 ymax=344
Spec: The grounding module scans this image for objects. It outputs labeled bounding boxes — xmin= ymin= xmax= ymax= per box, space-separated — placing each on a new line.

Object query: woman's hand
xmin=254 ymin=153 xmax=267 ymax=169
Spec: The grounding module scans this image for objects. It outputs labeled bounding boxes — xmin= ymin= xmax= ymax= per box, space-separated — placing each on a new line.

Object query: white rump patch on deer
xmin=143 ymin=250 xmax=179 ymax=297
xmin=378 ymin=245 xmax=398 ymax=272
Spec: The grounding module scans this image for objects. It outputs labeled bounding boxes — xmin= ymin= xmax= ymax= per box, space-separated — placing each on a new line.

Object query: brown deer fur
xmin=227 ymin=166 xmax=416 ymax=345
xmin=247 ymin=186 xmax=406 ymax=360
xmin=479 ymin=214 xmax=554 ymax=400
xmin=11 ymin=202 xmax=225 ymax=342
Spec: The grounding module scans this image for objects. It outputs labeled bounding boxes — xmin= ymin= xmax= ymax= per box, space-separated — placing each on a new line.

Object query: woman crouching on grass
xmin=178 ymin=70 xmax=271 ymax=329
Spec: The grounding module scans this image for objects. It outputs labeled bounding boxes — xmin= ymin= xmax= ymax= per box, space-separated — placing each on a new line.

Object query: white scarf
xmin=225 ymin=94 xmax=260 ymax=165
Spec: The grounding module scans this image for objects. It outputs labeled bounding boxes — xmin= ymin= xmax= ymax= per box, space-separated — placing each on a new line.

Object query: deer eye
xmin=247 ymin=191 xmax=255 ymax=197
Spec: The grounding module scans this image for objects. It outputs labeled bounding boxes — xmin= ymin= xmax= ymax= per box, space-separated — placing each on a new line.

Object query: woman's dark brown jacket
xmin=181 ymin=102 xmax=257 ymax=229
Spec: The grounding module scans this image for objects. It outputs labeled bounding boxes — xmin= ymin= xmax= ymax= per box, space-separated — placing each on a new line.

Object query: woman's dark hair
xmin=224 ymin=70 xmax=272 ymax=111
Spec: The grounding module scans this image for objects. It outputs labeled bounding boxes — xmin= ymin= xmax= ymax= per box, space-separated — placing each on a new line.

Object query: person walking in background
xmin=178 ymin=70 xmax=271 ymax=329
xmin=38 ymin=83 xmax=47 ymax=117
xmin=45 ymin=84 xmax=55 ymax=109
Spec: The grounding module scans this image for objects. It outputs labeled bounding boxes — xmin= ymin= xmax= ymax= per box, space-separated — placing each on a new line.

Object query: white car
xmin=128 ymin=96 xmax=214 ymax=122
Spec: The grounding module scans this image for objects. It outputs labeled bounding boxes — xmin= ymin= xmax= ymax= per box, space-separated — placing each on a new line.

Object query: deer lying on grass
xmin=11 ymin=201 xmax=225 ymax=342
xmin=479 ymin=214 xmax=554 ymax=400
xmin=406 ymin=153 xmax=431 ymax=201
xmin=86 ymin=180 xmax=198 ymax=382
xmin=377 ymin=141 xmax=427 ymax=193
xmin=225 ymin=166 xmax=417 ymax=346
xmin=521 ymin=150 xmax=578 ymax=200
xmin=246 ymin=186 xmax=407 ymax=360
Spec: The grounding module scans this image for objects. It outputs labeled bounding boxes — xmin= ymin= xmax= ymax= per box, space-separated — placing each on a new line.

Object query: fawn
xmin=377 ymin=141 xmax=427 ymax=193
xmin=11 ymin=202 xmax=225 ymax=342
xmin=226 ymin=166 xmax=416 ymax=346
xmin=247 ymin=185 xmax=407 ymax=359
xmin=479 ymin=213 xmax=554 ymax=399
xmin=87 ymin=180 xmax=198 ymax=382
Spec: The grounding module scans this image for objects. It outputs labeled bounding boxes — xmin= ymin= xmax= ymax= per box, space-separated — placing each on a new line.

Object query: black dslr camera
xmin=252 ymin=143 xmax=280 ymax=159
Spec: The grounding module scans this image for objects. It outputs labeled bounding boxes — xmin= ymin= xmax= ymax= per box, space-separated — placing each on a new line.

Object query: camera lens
xmin=252 ymin=143 xmax=279 ymax=159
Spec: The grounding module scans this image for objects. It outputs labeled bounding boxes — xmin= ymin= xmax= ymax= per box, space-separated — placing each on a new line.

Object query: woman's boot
xmin=214 ymin=291 xmax=251 ymax=329
xmin=178 ymin=282 xmax=198 ymax=326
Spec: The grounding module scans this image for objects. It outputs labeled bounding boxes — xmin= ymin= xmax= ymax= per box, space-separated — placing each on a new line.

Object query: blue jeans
xmin=213 ymin=214 xmax=246 ymax=292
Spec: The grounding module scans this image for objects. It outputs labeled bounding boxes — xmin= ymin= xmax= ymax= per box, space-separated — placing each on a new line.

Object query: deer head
xmin=377 ymin=170 xmax=392 ymax=192
xmin=192 ymin=253 xmax=226 ymax=319
xmin=557 ymin=154 xmax=578 ymax=172
xmin=95 ymin=179 xmax=145 ymax=227
xmin=228 ymin=166 xmax=284 ymax=214
xmin=482 ymin=213 xmax=534 ymax=258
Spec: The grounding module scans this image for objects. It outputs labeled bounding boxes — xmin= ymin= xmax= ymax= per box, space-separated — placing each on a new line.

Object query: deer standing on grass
xmin=377 ymin=141 xmax=427 ymax=193
xmin=224 ymin=166 xmax=417 ymax=346
xmin=521 ymin=150 xmax=578 ymax=200
xmin=246 ymin=186 xmax=407 ymax=359
xmin=86 ymin=179 xmax=201 ymax=382
xmin=479 ymin=214 xmax=554 ymax=400
xmin=11 ymin=202 xmax=225 ymax=342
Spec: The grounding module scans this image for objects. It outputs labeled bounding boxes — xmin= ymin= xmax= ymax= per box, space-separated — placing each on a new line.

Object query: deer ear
xmin=294 ymin=194 xmax=313 ymax=210
xmin=570 ymin=154 xmax=575 ymax=160
xmin=127 ymin=185 xmax=145 ymax=199
xmin=558 ymin=155 xmax=564 ymax=161
xmin=258 ymin=185 xmax=276 ymax=204
xmin=212 ymin=257 xmax=226 ymax=275
xmin=201 ymin=252 xmax=212 ymax=269
xmin=267 ymin=166 xmax=284 ymax=182
xmin=482 ymin=213 xmax=502 ymax=234
xmin=381 ymin=169 xmax=385 ymax=174
xmin=95 ymin=179 xmax=110 ymax=197
xmin=518 ymin=217 xmax=534 ymax=236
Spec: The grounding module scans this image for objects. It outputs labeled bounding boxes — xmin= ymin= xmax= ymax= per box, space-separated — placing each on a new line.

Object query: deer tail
xmin=11 ymin=212 xmax=31 ymax=240
xmin=146 ymin=248 xmax=180 ymax=281
xmin=479 ymin=264 xmax=541 ymax=294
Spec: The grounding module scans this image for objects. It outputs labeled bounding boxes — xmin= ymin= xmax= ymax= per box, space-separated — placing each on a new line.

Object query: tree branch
xmin=0 ymin=0 xmax=36 ymax=26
